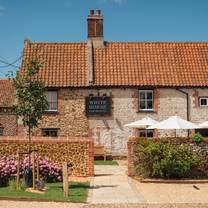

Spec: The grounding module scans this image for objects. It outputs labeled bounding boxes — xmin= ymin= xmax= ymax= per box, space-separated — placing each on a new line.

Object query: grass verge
xmin=94 ymin=160 xmax=118 ymax=165
xmin=0 ymin=181 xmax=89 ymax=203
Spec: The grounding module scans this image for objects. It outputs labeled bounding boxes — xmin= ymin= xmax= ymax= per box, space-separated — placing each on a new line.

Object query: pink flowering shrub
xmin=0 ymin=155 xmax=62 ymax=186
xmin=21 ymin=156 xmax=62 ymax=182
xmin=0 ymin=156 xmax=17 ymax=186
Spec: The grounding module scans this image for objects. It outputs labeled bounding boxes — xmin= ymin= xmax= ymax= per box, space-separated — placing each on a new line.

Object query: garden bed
xmin=0 ymin=182 xmax=90 ymax=203
xmin=133 ymin=176 xmax=208 ymax=184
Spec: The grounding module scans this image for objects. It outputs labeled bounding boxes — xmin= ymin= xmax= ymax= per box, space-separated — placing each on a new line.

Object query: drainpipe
xmin=176 ymin=89 xmax=189 ymax=121
xmin=176 ymin=88 xmax=190 ymax=137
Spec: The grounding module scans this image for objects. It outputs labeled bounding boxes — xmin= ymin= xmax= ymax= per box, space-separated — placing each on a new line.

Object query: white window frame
xmin=139 ymin=129 xmax=154 ymax=138
xmin=44 ymin=91 xmax=58 ymax=112
xmin=139 ymin=90 xmax=154 ymax=111
xmin=199 ymin=97 xmax=208 ymax=107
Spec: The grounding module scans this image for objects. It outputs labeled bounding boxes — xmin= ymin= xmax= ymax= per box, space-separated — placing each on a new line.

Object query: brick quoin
xmin=193 ymin=90 xmax=199 ymax=108
xmin=58 ymin=89 xmax=62 ymax=113
xmin=131 ymin=90 xmax=139 ymax=112
xmin=154 ymin=88 xmax=160 ymax=112
xmin=127 ymin=137 xmax=136 ymax=176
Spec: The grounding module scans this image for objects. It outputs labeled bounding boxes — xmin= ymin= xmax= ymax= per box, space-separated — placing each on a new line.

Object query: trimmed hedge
xmin=134 ymin=139 xmax=205 ymax=179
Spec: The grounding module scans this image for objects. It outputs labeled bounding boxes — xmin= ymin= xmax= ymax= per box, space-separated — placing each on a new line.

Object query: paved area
xmin=134 ymin=179 xmax=208 ymax=204
xmin=88 ymin=165 xmax=145 ymax=204
xmin=88 ymin=163 xmax=208 ymax=205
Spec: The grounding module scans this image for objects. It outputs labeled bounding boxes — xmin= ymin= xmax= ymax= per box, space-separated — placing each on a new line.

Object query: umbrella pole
xmin=175 ymin=129 xmax=177 ymax=138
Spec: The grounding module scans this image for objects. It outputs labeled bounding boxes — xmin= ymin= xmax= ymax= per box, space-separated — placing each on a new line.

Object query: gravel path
xmin=87 ymin=204 xmax=208 ymax=208
xmin=0 ymin=200 xmax=84 ymax=208
xmin=1 ymin=201 xmax=208 ymax=208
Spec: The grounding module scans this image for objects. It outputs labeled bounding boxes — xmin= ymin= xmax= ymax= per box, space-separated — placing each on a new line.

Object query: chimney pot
xmin=87 ymin=10 xmax=104 ymax=48
xmin=90 ymin=10 xmax=94 ymax=16
xmin=96 ymin=10 xmax=101 ymax=16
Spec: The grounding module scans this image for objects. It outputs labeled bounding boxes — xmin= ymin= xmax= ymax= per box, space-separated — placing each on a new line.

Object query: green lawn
xmin=0 ymin=182 xmax=89 ymax=203
xmin=94 ymin=160 xmax=118 ymax=165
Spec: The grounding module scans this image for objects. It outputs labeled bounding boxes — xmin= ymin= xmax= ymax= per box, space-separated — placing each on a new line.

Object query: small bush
xmin=192 ymin=132 xmax=202 ymax=143
xmin=134 ymin=141 xmax=201 ymax=179
xmin=9 ymin=179 xmax=18 ymax=191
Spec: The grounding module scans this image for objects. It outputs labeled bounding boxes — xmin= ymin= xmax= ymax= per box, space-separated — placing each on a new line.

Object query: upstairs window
xmin=199 ymin=97 xmax=208 ymax=107
xmin=0 ymin=127 xmax=3 ymax=136
xmin=139 ymin=90 xmax=154 ymax=111
xmin=44 ymin=91 xmax=58 ymax=112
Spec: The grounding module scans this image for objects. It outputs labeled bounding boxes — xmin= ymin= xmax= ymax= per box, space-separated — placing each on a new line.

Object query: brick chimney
xmin=87 ymin=9 xmax=104 ymax=48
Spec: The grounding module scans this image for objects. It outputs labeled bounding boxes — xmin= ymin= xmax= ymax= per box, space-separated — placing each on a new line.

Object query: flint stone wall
xmin=0 ymin=136 xmax=94 ymax=177
xmin=0 ymin=112 xmax=17 ymax=136
xmin=31 ymin=89 xmax=89 ymax=137
xmin=88 ymin=88 xmax=208 ymax=156
xmin=17 ymin=87 xmax=208 ymax=156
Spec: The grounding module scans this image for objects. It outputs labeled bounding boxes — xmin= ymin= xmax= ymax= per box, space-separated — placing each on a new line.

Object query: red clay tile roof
xmin=21 ymin=42 xmax=87 ymax=87
xmin=0 ymin=79 xmax=15 ymax=107
xmin=21 ymin=41 xmax=208 ymax=87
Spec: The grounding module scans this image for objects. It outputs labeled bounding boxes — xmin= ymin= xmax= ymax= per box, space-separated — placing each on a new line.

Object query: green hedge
xmin=134 ymin=140 xmax=203 ymax=179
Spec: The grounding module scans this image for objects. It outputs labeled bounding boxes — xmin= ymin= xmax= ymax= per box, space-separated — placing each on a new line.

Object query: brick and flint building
xmin=1 ymin=10 xmax=208 ymax=156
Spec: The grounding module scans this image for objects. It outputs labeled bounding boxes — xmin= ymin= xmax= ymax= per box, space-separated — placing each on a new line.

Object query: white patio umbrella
xmin=147 ymin=116 xmax=200 ymax=137
xmin=124 ymin=117 xmax=158 ymax=128
xmin=147 ymin=116 xmax=200 ymax=130
xmin=199 ymin=121 xmax=208 ymax=128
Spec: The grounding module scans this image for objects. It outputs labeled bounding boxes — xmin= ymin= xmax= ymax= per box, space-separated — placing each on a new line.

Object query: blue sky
xmin=0 ymin=0 xmax=208 ymax=75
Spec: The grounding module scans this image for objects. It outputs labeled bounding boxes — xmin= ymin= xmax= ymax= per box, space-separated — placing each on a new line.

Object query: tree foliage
xmin=12 ymin=60 xmax=48 ymax=131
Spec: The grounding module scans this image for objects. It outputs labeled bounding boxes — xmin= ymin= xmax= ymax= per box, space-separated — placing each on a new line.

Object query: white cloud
xmin=0 ymin=5 xmax=5 ymax=16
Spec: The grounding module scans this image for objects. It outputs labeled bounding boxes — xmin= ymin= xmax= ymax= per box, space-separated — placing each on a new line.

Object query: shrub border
xmin=128 ymin=136 xmax=208 ymax=179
